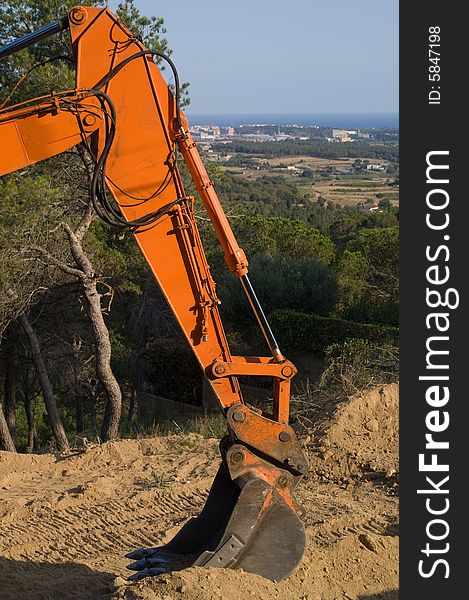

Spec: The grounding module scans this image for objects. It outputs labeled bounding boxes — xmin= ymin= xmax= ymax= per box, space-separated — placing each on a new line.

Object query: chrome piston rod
xmin=240 ymin=274 xmax=283 ymax=362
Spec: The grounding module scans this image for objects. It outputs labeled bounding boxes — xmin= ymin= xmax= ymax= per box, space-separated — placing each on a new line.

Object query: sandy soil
xmin=0 ymin=384 xmax=398 ymax=600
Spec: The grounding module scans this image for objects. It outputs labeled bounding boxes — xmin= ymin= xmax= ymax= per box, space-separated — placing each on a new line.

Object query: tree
xmin=217 ymin=254 xmax=338 ymax=324
xmin=17 ymin=311 xmax=70 ymax=452
xmin=0 ymin=0 xmax=185 ymax=445
xmin=2 ymin=328 xmax=17 ymax=442
xmin=348 ymin=227 xmax=399 ymax=299
xmin=335 ymin=250 xmax=368 ymax=318
xmin=0 ymin=404 xmax=16 ymax=451
xmin=20 ymin=364 xmax=39 ymax=452
xmin=344 ymin=227 xmax=399 ymax=325
xmin=233 ymin=216 xmax=336 ymax=265
xmin=378 ymin=197 xmax=392 ymax=211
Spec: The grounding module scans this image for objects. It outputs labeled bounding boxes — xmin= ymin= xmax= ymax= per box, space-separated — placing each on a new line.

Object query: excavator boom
xmin=0 ymin=6 xmax=308 ymax=582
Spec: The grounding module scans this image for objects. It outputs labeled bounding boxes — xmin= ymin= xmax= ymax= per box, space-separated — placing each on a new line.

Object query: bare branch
xmin=74 ymin=197 xmax=95 ymax=242
xmin=29 ymin=245 xmax=85 ymax=279
xmin=62 ymin=223 xmax=95 ymax=276
xmin=74 ymin=145 xmax=97 ymax=241
xmin=97 ymin=280 xmax=115 ymax=313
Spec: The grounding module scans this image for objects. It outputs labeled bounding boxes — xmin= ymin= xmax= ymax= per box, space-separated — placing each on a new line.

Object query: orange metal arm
xmin=0 ymin=5 xmax=293 ymax=424
xmin=0 ymin=91 xmax=101 ymax=176
xmin=68 ymin=5 xmax=247 ymax=411
xmin=176 ymin=132 xmax=248 ymax=277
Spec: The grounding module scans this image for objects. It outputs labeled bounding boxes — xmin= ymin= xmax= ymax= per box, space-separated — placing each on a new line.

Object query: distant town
xmin=189 ymin=123 xmax=398 ymax=144
xmin=187 ymin=121 xmax=399 ymax=215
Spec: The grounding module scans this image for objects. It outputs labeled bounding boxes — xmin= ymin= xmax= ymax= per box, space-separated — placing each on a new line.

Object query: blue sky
xmin=109 ymin=0 xmax=398 ymax=115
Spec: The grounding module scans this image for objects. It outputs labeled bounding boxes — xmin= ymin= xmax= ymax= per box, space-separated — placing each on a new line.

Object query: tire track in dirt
xmin=299 ymin=486 xmax=398 ymax=548
xmin=312 ymin=515 xmax=398 ymax=546
xmin=0 ymin=387 xmax=399 ymax=600
xmin=0 ymin=487 xmax=210 ymax=562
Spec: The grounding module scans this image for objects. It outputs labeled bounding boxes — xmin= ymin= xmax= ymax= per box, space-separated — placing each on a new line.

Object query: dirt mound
xmin=308 ymin=384 xmax=399 ymax=485
xmin=0 ymin=387 xmax=398 ymax=600
xmin=113 ymin=531 xmax=398 ymax=600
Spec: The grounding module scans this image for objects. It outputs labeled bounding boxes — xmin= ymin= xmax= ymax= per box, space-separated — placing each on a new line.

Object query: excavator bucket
xmin=126 ymin=461 xmax=306 ymax=581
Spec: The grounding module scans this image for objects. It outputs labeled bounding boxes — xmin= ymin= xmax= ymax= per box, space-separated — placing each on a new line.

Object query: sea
xmin=186 ymin=113 xmax=398 ymax=129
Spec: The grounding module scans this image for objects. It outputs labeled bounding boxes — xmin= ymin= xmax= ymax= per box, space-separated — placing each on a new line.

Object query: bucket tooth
xmin=125 ymin=547 xmax=174 ymax=560
xmin=127 ymin=555 xmax=172 ymax=571
xmin=128 ymin=566 xmax=166 ymax=581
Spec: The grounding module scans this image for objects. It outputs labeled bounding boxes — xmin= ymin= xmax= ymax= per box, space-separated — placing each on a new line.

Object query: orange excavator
xmin=0 ymin=5 xmax=308 ymax=582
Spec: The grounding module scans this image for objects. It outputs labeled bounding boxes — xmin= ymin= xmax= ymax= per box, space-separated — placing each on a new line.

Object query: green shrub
xmin=269 ymin=309 xmax=398 ymax=356
xmin=217 ymin=255 xmax=338 ymax=322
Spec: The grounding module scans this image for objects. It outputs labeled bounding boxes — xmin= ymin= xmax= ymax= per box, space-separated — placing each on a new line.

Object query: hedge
xmin=269 ymin=309 xmax=398 ymax=356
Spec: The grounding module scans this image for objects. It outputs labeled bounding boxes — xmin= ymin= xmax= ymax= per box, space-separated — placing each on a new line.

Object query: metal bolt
xmin=281 ymin=365 xmax=293 ymax=378
xmin=232 ymin=411 xmax=245 ymax=423
xmin=279 ymin=431 xmax=290 ymax=442
xmin=82 ymin=113 xmax=97 ymax=127
xmin=214 ymin=364 xmax=225 ymax=375
xmin=278 ymin=476 xmax=288 ymax=488
xmin=231 ymin=450 xmax=245 ymax=463
xmin=70 ymin=7 xmax=87 ymax=24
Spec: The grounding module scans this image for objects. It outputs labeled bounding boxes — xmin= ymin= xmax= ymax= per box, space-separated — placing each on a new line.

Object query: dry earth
xmin=0 ymin=384 xmax=398 ymax=600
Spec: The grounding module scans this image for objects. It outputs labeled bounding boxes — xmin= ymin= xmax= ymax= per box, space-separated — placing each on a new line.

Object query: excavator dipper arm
xmin=0 ymin=6 xmax=308 ymax=582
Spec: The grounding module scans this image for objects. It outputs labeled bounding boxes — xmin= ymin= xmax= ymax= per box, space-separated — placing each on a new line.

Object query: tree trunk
xmin=33 ymin=195 xmax=122 ymax=442
xmin=63 ymin=224 xmax=122 ymax=442
xmin=18 ymin=312 xmax=70 ymax=453
xmin=21 ymin=369 xmax=39 ymax=453
xmin=71 ymin=339 xmax=85 ymax=434
xmin=76 ymin=389 xmax=85 ymax=434
xmin=82 ymin=278 xmax=121 ymax=441
xmin=127 ymin=389 xmax=137 ymax=429
xmin=3 ymin=340 xmax=17 ymax=442
xmin=90 ymin=393 xmax=97 ymax=432
xmin=24 ymin=394 xmax=38 ymax=453
xmin=128 ymin=358 xmax=143 ymax=428
xmin=0 ymin=404 xmax=16 ymax=452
